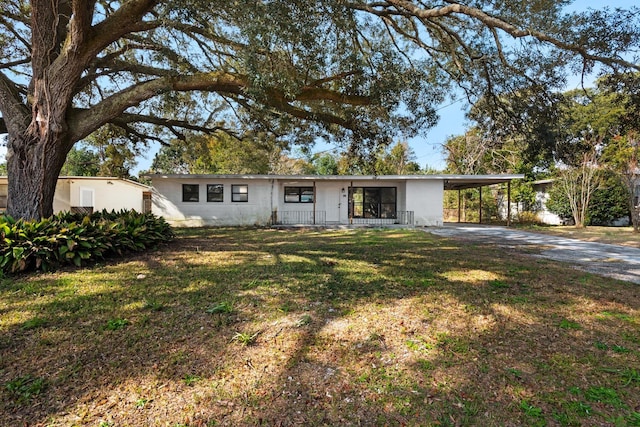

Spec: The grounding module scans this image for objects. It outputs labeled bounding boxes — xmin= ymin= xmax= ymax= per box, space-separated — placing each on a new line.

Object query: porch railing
xmin=350 ymin=211 xmax=414 ymax=226
xmin=273 ymin=210 xmax=327 ymax=225
xmin=273 ymin=210 xmax=414 ymax=226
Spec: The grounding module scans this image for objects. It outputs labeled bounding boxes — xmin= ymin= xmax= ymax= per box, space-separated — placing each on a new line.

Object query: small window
xmin=207 ymin=184 xmax=224 ymax=202
xmin=182 ymin=184 xmax=199 ymax=202
xmin=285 ymin=186 xmax=314 ymax=203
xmin=231 ymin=184 xmax=248 ymax=202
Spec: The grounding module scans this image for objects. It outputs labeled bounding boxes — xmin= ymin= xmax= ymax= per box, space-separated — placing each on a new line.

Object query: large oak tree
xmin=1 ymin=0 xmax=639 ymax=220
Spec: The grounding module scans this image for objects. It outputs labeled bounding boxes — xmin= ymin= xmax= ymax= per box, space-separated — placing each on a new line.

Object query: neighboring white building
xmin=0 ymin=176 xmax=151 ymax=214
xmin=146 ymin=174 xmax=523 ymax=227
xmin=532 ymin=179 xmax=564 ymax=225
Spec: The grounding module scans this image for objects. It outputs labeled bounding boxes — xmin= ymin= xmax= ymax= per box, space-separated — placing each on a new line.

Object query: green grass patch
xmin=1 ymin=228 xmax=638 ymax=426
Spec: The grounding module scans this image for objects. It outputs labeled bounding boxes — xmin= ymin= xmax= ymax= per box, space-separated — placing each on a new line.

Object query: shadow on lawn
xmin=0 ymin=228 xmax=638 ymax=426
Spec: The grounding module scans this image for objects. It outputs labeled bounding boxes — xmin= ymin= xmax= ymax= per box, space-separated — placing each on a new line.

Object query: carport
xmin=443 ymin=174 xmax=524 ymax=226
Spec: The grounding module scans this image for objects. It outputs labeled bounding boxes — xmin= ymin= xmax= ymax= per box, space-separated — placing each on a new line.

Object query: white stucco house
xmin=0 ymin=176 xmax=152 ymax=214
xmin=532 ymin=179 xmax=564 ymax=225
xmin=146 ymin=174 xmax=523 ymax=227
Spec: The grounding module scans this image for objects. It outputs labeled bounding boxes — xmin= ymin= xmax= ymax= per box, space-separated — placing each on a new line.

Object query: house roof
xmin=144 ymin=173 xmax=524 ymax=190
xmin=58 ymin=176 xmax=151 ymax=190
xmin=0 ymin=176 xmax=151 ymax=190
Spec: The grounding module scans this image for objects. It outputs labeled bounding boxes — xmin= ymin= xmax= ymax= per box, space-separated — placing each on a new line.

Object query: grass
xmin=516 ymin=224 xmax=640 ymax=248
xmin=1 ymin=227 xmax=639 ymax=426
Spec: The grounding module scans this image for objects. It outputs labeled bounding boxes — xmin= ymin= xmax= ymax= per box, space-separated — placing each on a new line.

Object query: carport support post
xmin=457 ymin=189 xmax=461 ymax=223
xmin=507 ymin=181 xmax=512 ymax=226
xmin=478 ymin=186 xmax=482 ymax=224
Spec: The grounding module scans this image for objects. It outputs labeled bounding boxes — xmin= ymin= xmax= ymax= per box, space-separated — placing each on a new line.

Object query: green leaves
xmin=0 ymin=210 xmax=174 ymax=275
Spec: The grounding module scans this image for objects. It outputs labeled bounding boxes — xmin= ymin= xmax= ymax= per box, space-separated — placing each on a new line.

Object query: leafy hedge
xmin=0 ymin=210 xmax=174 ymax=274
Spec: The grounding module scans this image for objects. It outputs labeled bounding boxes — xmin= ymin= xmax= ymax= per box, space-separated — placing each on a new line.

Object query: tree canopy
xmin=1 ymin=1 xmax=639 ymax=219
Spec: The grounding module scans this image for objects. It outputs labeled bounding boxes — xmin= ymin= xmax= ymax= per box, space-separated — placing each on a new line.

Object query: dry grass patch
xmin=1 ymin=228 xmax=639 ymax=426
xmin=520 ymin=225 xmax=640 ymax=248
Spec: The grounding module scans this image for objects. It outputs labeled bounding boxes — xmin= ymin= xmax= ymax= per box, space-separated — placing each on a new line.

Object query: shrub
xmin=0 ymin=210 xmax=174 ymax=275
xmin=514 ymin=211 xmax=543 ymax=225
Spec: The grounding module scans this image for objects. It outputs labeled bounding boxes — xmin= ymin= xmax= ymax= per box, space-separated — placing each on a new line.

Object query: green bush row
xmin=0 ymin=210 xmax=174 ymax=274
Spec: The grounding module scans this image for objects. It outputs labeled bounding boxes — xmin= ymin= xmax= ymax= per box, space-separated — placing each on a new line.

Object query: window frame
xmin=231 ymin=184 xmax=248 ymax=202
xmin=182 ymin=184 xmax=200 ymax=202
xmin=349 ymin=187 xmax=397 ymax=219
xmin=284 ymin=186 xmax=314 ymax=203
xmin=207 ymin=184 xmax=224 ymax=202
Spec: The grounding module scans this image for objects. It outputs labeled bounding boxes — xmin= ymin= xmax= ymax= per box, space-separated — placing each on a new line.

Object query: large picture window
xmin=349 ymin=187 xmax=396 ymax=218
xmin=231 ymin=184 xmax=248 ymax=202
xmin=182 ymin=184 xmax=199 ymax=202
xmin=284 ymin=186 xmax=314 ymax=203
xmin=207 ymin=184 xmax=224 ymax=202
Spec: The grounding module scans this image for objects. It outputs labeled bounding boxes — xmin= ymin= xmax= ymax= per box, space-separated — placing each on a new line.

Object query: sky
xmin=1 ymin=1 xmax=638 ymax=174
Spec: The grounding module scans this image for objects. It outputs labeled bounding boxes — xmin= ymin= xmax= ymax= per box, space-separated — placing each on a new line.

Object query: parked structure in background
xmin=145 ymin=174 xmax=523 ymax=227
xmin=0 ymin=177 xmax=151 ymax=215
xmin=532 ymin=179 xmax=565 ymax=225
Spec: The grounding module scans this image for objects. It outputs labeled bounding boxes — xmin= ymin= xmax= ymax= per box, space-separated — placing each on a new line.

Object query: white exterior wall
xmin=53 ymin=179 xmax=71 ymax=212
xmin=535 ymin=189 xmax=563 ymax=225
xmin=150 ymin=176 xmax=445 ymax=226
xmin=405 ymin=180 xmax=443 ymax=226
xmin=151 ymin=177 xmax=276 ymax=226
xmin=64 ymin=179 xmax=146 ymax=212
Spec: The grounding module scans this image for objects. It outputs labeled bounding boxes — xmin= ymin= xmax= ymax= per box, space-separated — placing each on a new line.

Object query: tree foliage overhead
xmin=1 ymin=1 xmax=640 ymax=219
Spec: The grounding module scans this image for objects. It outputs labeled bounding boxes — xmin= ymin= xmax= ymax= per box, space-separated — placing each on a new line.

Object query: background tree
xmin=599 ymin=73 xmax=640 ymax=232
xmin=151 ymin=133 xmax=277 ymax=174
xmin=600 ymin=133 xmax=640 ymax=231
xmin=588 ymin=171 xmax=630 ymax=226
xmin=59 ymin=146 xmax=101 ymax=177
xmin=374 ymin=142 xmax=421 ymax=175
xmin=554 ymin=152 xmax=601 ymax=228
xmin=311 ymin=153 xmax=340 ymax=176
xmin=1 ymin=1 xmax=639 ymax=219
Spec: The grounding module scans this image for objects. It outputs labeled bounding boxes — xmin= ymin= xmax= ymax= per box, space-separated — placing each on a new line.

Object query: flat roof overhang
xmin=144 ymin=173 xmax=524 ymax=189
xmin=442 ymin=175 xmax=524 ymax=191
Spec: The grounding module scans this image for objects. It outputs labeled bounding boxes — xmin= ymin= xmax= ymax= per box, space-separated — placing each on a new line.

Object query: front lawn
xmin=1 ymin=228 xmax=638 ymax=426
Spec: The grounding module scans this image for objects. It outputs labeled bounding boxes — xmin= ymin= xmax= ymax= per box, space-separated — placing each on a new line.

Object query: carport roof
xmin=440 ymin=175 xmax=525 ymax=190
xmin=144 ymin=173 xmax=523 ymax=190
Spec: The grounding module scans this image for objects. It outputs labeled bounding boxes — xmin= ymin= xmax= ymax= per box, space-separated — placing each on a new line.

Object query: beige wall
xmin=53 ymin=179 xmax=71 ymax=212
xmin=0 ymin=177 xmax=147 ymax=214
xmin=64 ymin=178 xmax=146 ymax=212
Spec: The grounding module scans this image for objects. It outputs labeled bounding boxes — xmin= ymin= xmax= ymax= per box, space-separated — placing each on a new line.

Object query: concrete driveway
xmin=425 ymin=224 xmax=640 ymax=284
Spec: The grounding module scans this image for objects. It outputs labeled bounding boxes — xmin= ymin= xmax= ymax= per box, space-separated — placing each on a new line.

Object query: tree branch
xmin=382 ymin=0 xmax=640 ymax=71
xmin=0 ymin=71 xmax=30 ymax=135
xmin=69 ymin=67 xmax=371 ymax=143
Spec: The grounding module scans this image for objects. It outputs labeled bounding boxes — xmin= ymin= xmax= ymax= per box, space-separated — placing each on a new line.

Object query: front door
xmin=319 ymin=182 xmax=348 ymax=224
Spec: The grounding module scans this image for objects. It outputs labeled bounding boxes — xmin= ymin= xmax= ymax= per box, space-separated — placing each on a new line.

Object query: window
xmin=207 ymin=184 xmax=224 ymax=202
xmin=231 ymin=184 xmax=248 ymax=202
xmin=182 ymin=184 xmax=199 ymax=202
xmin=349 ymin=187 xmax=396 ymax=218
xmin=284 ymin=186 xmax=314 ymax=203
xmin=79 ymin=187 xmax=94 ymax=207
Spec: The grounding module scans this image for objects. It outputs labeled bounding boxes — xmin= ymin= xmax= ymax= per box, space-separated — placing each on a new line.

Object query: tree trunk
xmin=6 ymin=130 xmax=71 ymax=220
xmin=630 ymin=200 xmax=640 ymax=233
